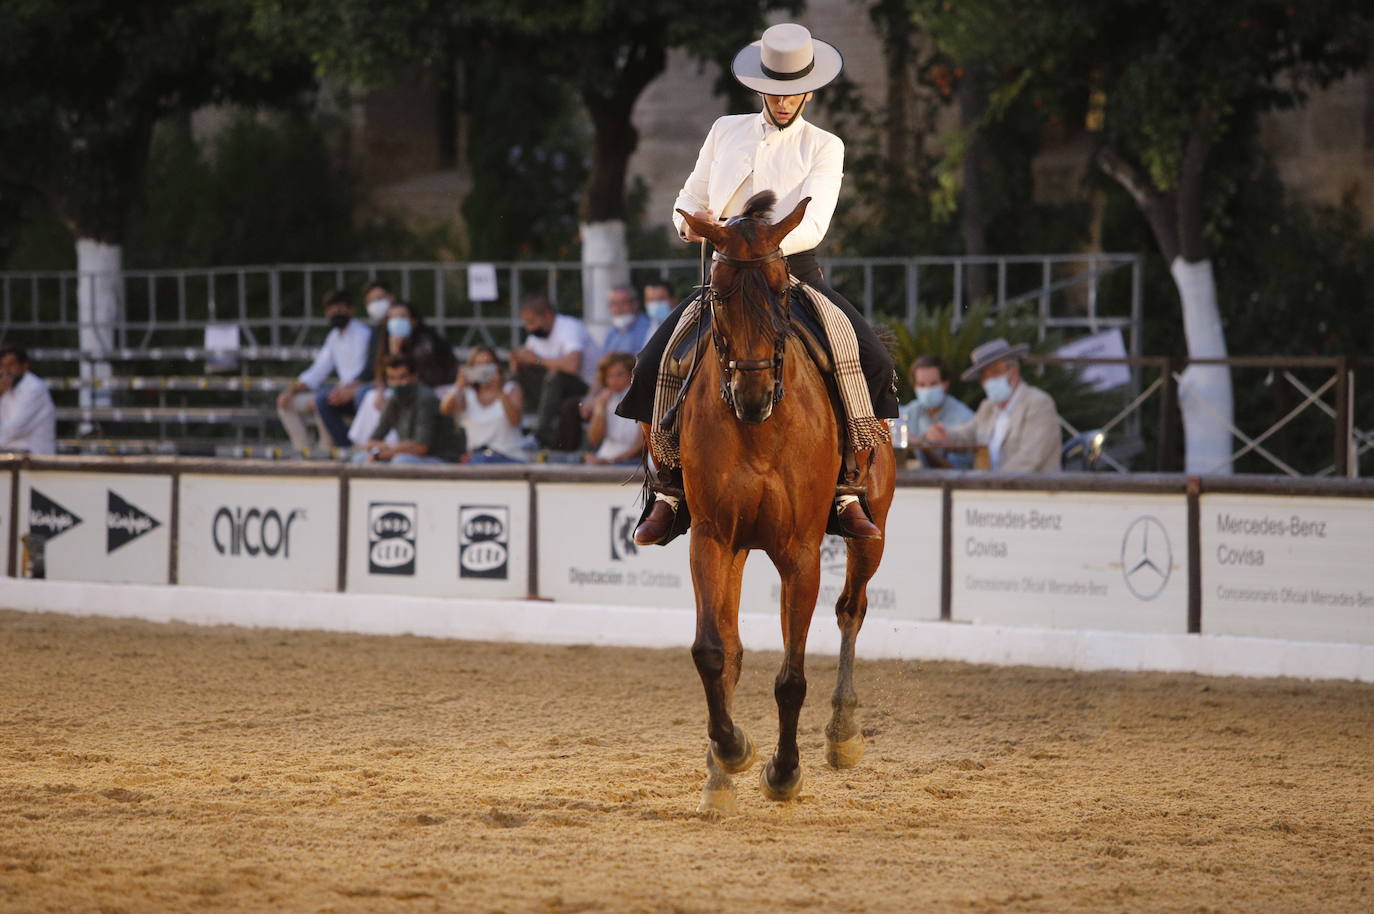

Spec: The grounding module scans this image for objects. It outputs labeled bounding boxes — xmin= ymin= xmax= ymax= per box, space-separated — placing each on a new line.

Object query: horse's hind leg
xmin=760 ymin=550 xmax=821 ymax=801
xmin=826 ymin=535 xmax=884 ymax=769
xmin=690 ymin=536 xmax=753 ymax=815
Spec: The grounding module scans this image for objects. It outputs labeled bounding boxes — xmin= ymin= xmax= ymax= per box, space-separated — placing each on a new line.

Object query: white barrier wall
xmin=0 ymin=469 xmax=10 ymax=574
xmin=951 ymin=489 xmax=1190 ymax=632
xmin=14 ymin=470 xmax=171 ymax=585
xmin=1201 ymin=493 xmax=1374 ymax=643
xmin=537 ymin=482 xmax=944 ymax=622
xmin=178 ymin=474 xmax=339 ymax=592
xmin=346 ymin=478 xmax=529 ymax=599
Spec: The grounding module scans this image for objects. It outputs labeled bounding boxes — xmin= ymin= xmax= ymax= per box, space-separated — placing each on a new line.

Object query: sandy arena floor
xmin=0 ymin=608 xmax=1371 ymax=913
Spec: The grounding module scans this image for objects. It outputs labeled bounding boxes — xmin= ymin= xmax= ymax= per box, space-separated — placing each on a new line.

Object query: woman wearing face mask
xmin=585 ymin=352 xmax=644 ymax=465
xmin=440 ymin=346 xmax=526 ymax=464
xmin=371 ymin=300 xmax=459 ymax=407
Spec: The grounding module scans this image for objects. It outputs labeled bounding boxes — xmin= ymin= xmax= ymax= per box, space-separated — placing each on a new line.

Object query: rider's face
xmin=761 ymin=92 xmax=813 ymax=125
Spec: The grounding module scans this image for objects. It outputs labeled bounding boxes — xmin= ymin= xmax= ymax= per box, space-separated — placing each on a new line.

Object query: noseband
xmin=709 ymin=249 xmax=791 ymax=412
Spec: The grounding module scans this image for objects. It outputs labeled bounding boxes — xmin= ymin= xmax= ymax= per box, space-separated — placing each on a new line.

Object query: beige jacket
xmin=944 ymin=383 xmax=1062 ymax=472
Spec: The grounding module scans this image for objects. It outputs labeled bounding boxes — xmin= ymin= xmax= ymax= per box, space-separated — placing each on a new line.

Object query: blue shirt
xmin=599 ymin=313 xmax=654 ymax=361
xmin=902 ymin=392 xmax=976 ymax=469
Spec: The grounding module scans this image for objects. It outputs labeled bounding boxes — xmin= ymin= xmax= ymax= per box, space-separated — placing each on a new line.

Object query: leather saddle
xmin=667 ymin=289 xmax=834 ymax=380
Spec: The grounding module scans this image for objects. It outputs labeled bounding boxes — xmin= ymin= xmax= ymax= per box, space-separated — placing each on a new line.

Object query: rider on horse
xmin=617 ymin=22 xmax=899 ymax=545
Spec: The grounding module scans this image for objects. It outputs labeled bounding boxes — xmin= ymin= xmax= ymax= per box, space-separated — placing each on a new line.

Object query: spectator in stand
xmin=902 ymin=355 xmax=976 ymax=469
xmin=378 ymin=299 xmax=458 ymax=392
xmin=440 ymin=345 xmax=526 ymax=464
xmin=643 ymin=280 xmax=675 ymax=330
xmin=600 ymin=285 xmax=654 ymax=359
xmin=585 ymin=352 xmax=644 ymax=465
xmin=360 ymin=354 xmax=461 ymax=465
xmin=0 ymin=345 xmax=56 ymax=455
xmin=276 ymin=289 xmax=371 ymax=450
xmin=924 ymin=338 xmax=1062 ymax=472
xmin=511 ymin=294 xmax=591 ymax=450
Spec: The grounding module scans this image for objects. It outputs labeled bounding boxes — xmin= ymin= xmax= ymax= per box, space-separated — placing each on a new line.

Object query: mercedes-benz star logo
xmin=1121 ymin=515 xmax=1172 ymax=600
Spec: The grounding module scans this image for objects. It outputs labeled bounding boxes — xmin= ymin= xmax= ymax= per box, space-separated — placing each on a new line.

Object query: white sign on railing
xmin=178 ymin=474 xmax=339 ymax=592
xmin=951 ymin=490 xmax=1189 ymax=631
xmin=14 ymin=470 xmax=171 ymax=585
xmin=346 ymin=477 xmax=528 ymax=599
xmin=1201 ymin=494 xmax=1374 ymax=644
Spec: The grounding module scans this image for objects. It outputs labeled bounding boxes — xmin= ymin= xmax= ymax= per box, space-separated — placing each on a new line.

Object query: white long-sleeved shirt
xmin=0 ymin=371 xmax=56 ymax=455
xmin=297 ymin=319 xmax=372 ymax=389
xmin=672 ymin=112 xmax=844 ymax=256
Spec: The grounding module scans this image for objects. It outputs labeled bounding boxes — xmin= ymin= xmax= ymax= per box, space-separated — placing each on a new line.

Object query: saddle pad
xmin=667 ymin=291 xmax=834 ymax=381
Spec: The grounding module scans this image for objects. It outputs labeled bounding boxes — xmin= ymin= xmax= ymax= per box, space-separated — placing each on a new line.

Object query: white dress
xmin=594 ymin=390 xmax=641 ymax=462
xmin=462 ymin=381 xmax=525 ymax=459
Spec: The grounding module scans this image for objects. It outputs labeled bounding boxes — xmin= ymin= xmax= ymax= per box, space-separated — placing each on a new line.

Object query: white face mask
xmin=610 ymin=312 xmax=635 ymax=331
xmin=366 ymin=297 xmax=391 ymax=323
xmin=467 ymin=363 xmax=499 ymax=386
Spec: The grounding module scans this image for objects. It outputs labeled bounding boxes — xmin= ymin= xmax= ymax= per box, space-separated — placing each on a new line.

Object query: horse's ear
xmin=677 ymin=208 xmax=726 ymax=246
xmin=768 ymin=197 xmax=811 ymax=247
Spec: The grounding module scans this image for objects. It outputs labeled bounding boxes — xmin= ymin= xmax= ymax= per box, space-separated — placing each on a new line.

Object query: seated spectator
xmin=359 ymin=354 xmax=461 ymax=465
xmin=511 ymin=294 xmax=591 ymax=450
xmin=0 ymin=345 xmax=56 ymax=455
xmin=380 ymin=299 xmax=458 ymax=392
xmin=600 ymin=285 xmax=654 ymax=359
xmin=924 ymin=338 xmax=1062 ymax=472
xmin=585 ymin=352 xmax=644 ymax=466
xmin=643 ymin=280 xmax=675 ymax=328
xmin=441 ymin=346 xmax=526 ymax=464
xmin=276 ymin=289 xmax=371 ymax=450
xmin=901 ymin=355 xmax=976 ymax=469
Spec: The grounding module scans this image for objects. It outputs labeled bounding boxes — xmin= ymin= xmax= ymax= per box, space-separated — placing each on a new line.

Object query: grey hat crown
xmin=961 ymin=337 xmax=1030 ymax=382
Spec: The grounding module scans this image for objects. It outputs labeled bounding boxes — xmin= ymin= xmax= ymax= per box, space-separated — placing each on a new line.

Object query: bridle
xmin=708 ymin=247 xmax=792 ymax=412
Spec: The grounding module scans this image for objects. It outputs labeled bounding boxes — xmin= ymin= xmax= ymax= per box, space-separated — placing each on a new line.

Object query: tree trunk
xmin=578 ymin=88 xmax=642 ymax=335
xmin=1171 ymin=257 xmax=1233 ymax=474
xmin=579 ymin=220 xmax=629 ymax=346
xmin=958 ymin=76 xmax=989 ymax=304
xmin=75 ymin=238 xmax=123 ymax=415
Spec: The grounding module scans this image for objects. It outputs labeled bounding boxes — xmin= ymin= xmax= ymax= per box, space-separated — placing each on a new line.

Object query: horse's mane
xmin=720 ymin=189 xmax=787 ymax=346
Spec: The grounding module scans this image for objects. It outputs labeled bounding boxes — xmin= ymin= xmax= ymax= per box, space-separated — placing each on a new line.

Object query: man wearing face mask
xmin=599 ymin=285 xmax=654 ymax=361
xmin=901 ymin=355 xmax=975 ymax=469
xmin=511 ymin=294 xmax=592 ymax=450
xmin=276 ymin=289 xmax=372 ymax=451
xmin=643 ymin=281 xmax=675 ymax=329
xmin=924 ymin=338 xmax=1062 ymax=472
xmin=360 ymin=354 xmax=461 ymax=464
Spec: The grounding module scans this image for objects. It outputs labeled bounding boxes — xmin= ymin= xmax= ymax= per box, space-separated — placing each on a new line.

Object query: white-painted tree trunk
xmin=580 ymin=219 xmax=629 ymax=348
xmin=76 ymin=239 xmax=123 ymax=414
xmin=1171 ymin=257 xmax=1233 ymax=475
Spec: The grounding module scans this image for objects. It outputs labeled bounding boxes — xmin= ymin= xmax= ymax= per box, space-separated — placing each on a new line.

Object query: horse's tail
xmin=873 ymin=322 xmax=898 ymax=358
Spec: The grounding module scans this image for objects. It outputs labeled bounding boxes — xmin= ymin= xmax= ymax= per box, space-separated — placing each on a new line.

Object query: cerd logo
xmin=212 ymin=505 xmax=304 ymax=558
xmin=107 ymin=490 xmax=161 ymax=553
xmin=460 ymin=505 xmax=508 ymax=579
xmin=369 ymin=502 xmax=416 ymax=575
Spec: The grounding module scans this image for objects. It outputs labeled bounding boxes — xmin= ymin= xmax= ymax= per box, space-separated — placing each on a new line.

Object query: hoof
xmin=710 ymin=727 xmax=756 ymax=775
xmin=759 ymin=759 xmax=804 ymax=802
xmin=826 ymin=732 xmax=866 ymax=769
xmin=698 ymin=785 xmax=738 ymax=817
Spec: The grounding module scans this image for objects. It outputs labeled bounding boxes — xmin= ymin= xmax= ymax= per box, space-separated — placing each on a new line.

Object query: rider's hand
xmin=925 ymin=422 xmax=948 ymax=444
xmin=682 ymin=209 xmax=717 ymax=243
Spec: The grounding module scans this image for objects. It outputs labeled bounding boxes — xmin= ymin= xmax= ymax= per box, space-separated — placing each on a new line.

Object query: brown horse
xmin=672 ymin=193 xmax=894 ymax=814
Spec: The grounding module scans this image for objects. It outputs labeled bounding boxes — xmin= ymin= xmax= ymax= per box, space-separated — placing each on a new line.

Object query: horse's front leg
xmin=760 ymin=546 xmax=821 ymax=801
xmin=826 ymin=537 xmax=883 ymax=768
xmin=690 ymin=534 xmax=753 ymax=814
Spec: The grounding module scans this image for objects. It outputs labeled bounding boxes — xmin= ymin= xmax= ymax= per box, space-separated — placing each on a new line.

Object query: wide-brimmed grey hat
xmin=961 ymin=338 xmax=1030 ymax=382
xmin=732 ymin=23 xmax=843 ymax=96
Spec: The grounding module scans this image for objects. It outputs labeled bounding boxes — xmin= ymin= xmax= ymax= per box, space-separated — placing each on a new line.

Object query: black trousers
xmin=616 ymin=249 xmax=898 ymax=423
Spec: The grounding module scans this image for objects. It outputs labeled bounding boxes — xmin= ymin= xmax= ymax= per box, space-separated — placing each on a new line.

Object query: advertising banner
xmin=950 ymin=490 xmax=1189 ymax=632
xmin=178 ymin=474 xmax=339 ymax=592
xmin=1200 ymin=494 xmax=1374 ymax=644
xmin=536 ymin=482 xmax=943 ymax=621
xmin=15 ymin=470 xmax=171 ymax=584
xmin=346 ymin=478 xmax=529 ymax=598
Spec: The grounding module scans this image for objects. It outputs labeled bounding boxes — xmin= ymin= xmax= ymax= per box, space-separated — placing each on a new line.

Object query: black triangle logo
xmin=29 ymin=488 xmax=82 ymax=540
xmin=107 ymin=490 xmax=161 ymax=553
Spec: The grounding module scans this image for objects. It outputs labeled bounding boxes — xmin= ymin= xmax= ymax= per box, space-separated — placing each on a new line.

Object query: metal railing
xmin=0 ymin=253 xmax=1144 ymax=355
